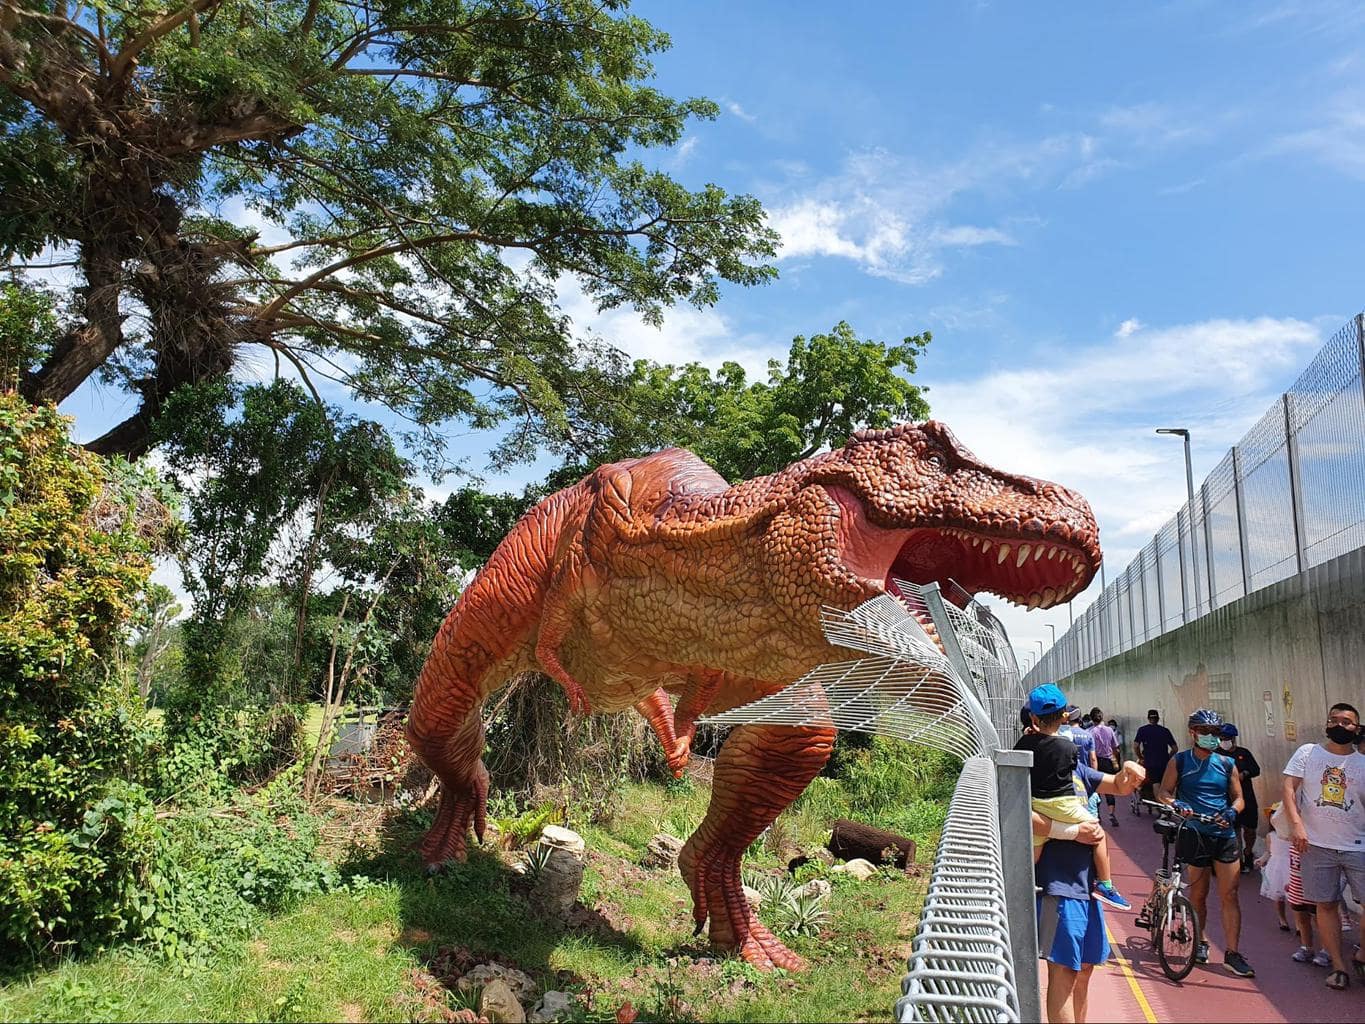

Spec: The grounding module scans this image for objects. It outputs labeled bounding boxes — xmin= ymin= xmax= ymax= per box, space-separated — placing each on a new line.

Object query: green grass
xmin=0 ymin=772 xmax=939 ymax=1023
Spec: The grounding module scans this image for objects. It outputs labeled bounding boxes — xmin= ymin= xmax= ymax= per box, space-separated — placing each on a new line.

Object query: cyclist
xmin=1157 ymin=707 xmax=1255 ymax=978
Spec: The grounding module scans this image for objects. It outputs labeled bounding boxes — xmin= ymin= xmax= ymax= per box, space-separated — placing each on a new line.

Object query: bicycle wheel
xmin=1156 ymin=892 xmax=1200 ymax=982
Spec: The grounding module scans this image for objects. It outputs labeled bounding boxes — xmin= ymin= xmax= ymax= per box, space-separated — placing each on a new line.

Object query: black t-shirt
xmin=1228 ymin=745 xmax=1261 ymax=810
xmin=1016 ymin=731 xmax=1080 ymax=799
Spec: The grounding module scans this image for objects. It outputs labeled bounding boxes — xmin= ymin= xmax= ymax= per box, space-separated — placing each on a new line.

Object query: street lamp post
xmin=1157 ymin=427 xmax=1202 ymax=617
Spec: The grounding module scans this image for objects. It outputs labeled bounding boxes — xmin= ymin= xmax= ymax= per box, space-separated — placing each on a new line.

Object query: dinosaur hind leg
xmin=407 ymin=656 xmax=493 ymax=867
xmin=679 ymin=722 xmax=836 ymax=970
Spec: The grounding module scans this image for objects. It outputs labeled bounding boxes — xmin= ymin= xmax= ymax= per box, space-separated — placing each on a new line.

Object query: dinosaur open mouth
xmin=884 ymin=527 xmax=1094 ymax=610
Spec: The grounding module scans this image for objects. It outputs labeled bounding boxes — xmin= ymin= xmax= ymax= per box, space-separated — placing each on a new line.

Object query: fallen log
xmin=827 ymin=818 xmax=916 ymax=869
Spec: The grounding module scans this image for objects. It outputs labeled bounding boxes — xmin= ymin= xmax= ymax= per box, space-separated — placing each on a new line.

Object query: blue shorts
xmin=1038 ymin=895 xmax=1109 ymax=971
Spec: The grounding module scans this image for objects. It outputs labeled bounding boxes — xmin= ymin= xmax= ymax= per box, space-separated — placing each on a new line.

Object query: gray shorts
xmin=1299 ymin=844 xmax=1365 ymax=904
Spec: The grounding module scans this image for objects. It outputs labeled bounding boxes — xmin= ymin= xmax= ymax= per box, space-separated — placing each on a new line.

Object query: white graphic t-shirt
xmin=1284 ymin=743 xmax=1365 ymax=852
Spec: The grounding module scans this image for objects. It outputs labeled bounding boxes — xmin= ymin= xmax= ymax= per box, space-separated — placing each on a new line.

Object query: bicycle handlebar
xmin=1141 ymin=798 xmax=1223 ymax=825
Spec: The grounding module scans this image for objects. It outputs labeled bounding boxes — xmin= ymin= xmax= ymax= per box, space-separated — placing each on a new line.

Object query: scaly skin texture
xmin=408 ymin=420 xmax=1101 ymax=968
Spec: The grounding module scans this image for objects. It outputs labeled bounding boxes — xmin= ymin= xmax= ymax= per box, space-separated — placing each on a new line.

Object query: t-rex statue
xmin=408 ymin=420 xmax=1100 ymax=969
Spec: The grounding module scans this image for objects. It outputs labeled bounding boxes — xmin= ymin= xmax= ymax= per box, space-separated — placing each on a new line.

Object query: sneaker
xmin=1293 ymin=946 xmax=1315 ymax=963
xmin=1225 ymin=951 xmax=1255 ymax=978
xmin=1196 ymin=941 xmax=1210 ymax=963
xmin=1093 ymin=881 xmax=1132 ymax=911
xmin=1313 ymin=949 xmax=1332 ymax=967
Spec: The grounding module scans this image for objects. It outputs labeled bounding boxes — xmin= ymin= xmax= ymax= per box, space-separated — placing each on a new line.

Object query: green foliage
xmin=777 ymin=893 xmax=830 ymax=937
xmin=0 ymin=395 xmax=168 ymax=958
xmin=133 ymin=783 xmax=335 ymax=962
xmin=492 ymin=801 xmax=565 ymax=850
xmin=0 ymin=282 xmax=58 ymax=391
xmin=550 ymin=321 xmax=931 ymax=485
xmin=8 ymin=0 xmax=777 ymax=463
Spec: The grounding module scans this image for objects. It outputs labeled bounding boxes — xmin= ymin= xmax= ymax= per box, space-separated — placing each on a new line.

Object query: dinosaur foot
xmin=419 ymin=762 xmax=489 ymax=867
xmin=680 ymin=841 xmax=807 ymax=971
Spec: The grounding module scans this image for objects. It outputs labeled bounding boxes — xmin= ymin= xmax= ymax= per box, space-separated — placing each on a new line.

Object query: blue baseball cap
xmin=1027 ymin=683 xmax=1068 ymax=716
xmin=1220 ymin=723 xmax=1238 ymax=738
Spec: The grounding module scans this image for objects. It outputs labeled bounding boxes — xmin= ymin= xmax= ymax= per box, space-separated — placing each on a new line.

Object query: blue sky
xmin=53 ymin=0 xmax=1365 ymax=664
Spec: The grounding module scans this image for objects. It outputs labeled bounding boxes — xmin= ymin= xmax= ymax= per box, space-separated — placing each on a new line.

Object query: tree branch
xmin=107 ymin=0 xmax=222 ymax=82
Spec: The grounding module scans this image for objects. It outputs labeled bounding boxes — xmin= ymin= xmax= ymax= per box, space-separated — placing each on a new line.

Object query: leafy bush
xmin=133 ymin=782 xmax=336 ymax=961
xmin=0 ymin=397 xmax=169 ymax=958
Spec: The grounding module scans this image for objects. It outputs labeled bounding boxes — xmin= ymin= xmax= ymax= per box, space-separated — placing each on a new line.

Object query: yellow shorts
xmin=1032 ymin=794 xmax=1096 ymax=847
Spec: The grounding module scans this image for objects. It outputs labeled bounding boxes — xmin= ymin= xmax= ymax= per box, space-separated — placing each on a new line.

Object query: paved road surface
xmin=1040 ymin=802 xmax=1360 ymax=1022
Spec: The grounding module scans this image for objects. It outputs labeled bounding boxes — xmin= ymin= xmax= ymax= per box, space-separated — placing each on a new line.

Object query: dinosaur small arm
xmin=407 ymin=420 xmax=1101 ymax=970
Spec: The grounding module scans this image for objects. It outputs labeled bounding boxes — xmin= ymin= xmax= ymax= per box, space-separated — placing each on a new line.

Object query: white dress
xmin=1260 ymin=831 xmax=1291 ymax=900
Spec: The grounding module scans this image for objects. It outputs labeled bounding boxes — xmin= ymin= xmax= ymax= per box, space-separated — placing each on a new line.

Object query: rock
xmin=479 ymin=979 xmax=526 ymax=1023
xmin=814 ymin=848 xmax=837 ymax=866
xmin=843 ymin=858 xmax=878 ymax=881
xmin=642 ymin=833 xmax=685 ymax=870
xmin=460 ymin=964 xmax=537 ymax=1004
xmin=742 ymin=884 xmax=764 ymax=909
xmin=531 ymin=826 xmax=587 ymax=917
xmin=796 ymin=879 xmax=832 ymax=899
xmin=529 ymin=991 xmax=575 ymax=1023
xmin=829 ymin=864 xmax=847 ymax=875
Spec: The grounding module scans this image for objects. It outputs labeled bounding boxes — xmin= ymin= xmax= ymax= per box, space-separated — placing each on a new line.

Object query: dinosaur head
xmin=819 ymin=421 xmax=1101 ymax=610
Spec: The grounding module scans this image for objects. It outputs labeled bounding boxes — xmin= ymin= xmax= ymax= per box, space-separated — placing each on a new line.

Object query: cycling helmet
xmin=1187 ymin=707 xmax=1222 ymax=727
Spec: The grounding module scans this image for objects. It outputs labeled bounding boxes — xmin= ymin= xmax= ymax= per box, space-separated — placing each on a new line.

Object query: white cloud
xmin=1269 ymin=93 xmax=1365 ymax=180
xmin=725 ymin=100 xmax=758 ymax=123
xmin=670 ymin=135 xmax=701 ymax=169
xmin=1115 ymin=318 xmax=1142 ymax=338
xmin=930 ymin=225 xmax=1018 ymax=247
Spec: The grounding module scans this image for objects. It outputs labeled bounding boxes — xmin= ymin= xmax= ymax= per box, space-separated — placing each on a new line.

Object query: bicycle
xmin=1133 ymin=799 xmax=1222 ymax=981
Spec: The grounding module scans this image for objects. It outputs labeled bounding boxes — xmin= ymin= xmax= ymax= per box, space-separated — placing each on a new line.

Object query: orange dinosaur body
xmin=408 ymin=421 xmax=1101 ymax=969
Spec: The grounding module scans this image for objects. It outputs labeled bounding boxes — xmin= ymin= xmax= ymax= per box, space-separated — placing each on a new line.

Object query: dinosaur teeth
xmin=1027 ymin=593 xmax=1041 ymax=610
xmin=1034 ymin=546 xmax=1044 ymax=561
xmin=982 ymin=539 xmax=993 ymax=551
xmin=998 ymin=544 xmax=1011 ymax=564
xmin=1016 ymin=545 xmax=1031 ymax=567
xmin=1042 ymin=587 xmax=1057 ymax=606
xmin=1046 ymin=547 xmax=1057 ymax=560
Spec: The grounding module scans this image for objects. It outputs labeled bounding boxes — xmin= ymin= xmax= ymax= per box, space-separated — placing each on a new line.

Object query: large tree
xmin=1 ymin=0 xmax=776 ymax=462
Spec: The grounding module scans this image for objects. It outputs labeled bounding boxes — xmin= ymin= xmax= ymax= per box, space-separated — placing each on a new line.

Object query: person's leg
xmin=1072 ymin=964 xmax=1095 ymax=1023
xmin=1295 ymin=906 xmax=1315 ymax=949
xmin=1094 ymin=834 xmax=1110 ymax=883
xmin=1301 ymin=845 xmax=1348 ymax=971
xmin=1275 ymin=896 xmax=1289 ymax=929
xmin=1187 ymin=864 xmax=1212 ymax=924
xmin=1045 ymin=961 xmax=1079 ymax=1024
xmin=1242 ymin=826 xmax=1257 ymax=870
xmin=1213 ymin=857 xmax=1243 ymax=952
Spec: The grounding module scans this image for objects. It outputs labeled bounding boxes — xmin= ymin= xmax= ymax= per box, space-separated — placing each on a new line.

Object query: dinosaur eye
xmin=924 ymin=453 xmax=947 ymax=471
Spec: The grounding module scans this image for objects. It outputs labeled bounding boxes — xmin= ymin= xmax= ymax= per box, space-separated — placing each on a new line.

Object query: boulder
xmin=531 ymin=826 xmax=586 ymax=917
xmin=642 ymin=833 xmax=685 ymax=870
xmin=529 ymin=991 xmax=575 ymax=1023
xmin=843 ymin=858 xmax=878 ymax=881
xmin=796 ymin=879 xmax=832 ymax=899
xmin=814 ymin=848 xmax=837 ymax=866
xmin=479 ymin=979 xmax=526 ymax=1023
xmin=460 ymin=964 xmax=537 ymax=1004
xmin=742 ymin=885 xmax=764 ymax=909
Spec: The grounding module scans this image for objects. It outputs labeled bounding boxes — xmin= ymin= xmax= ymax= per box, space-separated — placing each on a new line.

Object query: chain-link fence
xmin=1028 ymin=312 xmax=1365 ymax=685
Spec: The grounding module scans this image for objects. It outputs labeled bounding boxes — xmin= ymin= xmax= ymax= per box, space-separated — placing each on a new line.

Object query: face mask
xmin=1219 ymin=739 xmax=1234 ymax=751
xmin=1326 ymin=725 xmax=1359 ymax=745
xmin=1196 ymin=733 xmax=1220 ymax=750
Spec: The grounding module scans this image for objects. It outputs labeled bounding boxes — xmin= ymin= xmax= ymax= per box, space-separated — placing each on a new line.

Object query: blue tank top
xmin=1174 ymin=749 xmax=1235 ymax=836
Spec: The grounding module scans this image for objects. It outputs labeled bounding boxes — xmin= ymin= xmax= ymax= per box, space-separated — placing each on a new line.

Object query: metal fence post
xmin=995 ymin=747 xmax=1040 ymax=1024
xmin=1201 ymin=483 xmax=1216 ymax=612
xmin=1283 ymin=392 xmax=1308 ymax=574
xmin=1232 ymin=446 xmax=1252 ymax=597
xmin=1357 ymin=313 xmax=1365 ymax=404
xmin=1176 ymin=508 xmax=1190 ymax=623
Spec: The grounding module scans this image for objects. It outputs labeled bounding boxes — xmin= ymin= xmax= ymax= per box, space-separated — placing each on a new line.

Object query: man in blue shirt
xmin=1030 ymin=729 xmax=1146 ymax=1022
xmin=1157 ymin=707 xmax=1254 ymax=978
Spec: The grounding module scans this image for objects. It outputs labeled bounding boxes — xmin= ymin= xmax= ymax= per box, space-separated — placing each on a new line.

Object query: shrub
xmin=0 ymin=397 xmax=170 ymax=958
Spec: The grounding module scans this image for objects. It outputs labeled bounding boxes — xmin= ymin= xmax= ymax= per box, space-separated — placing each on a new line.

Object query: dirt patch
xmin=400 ymin=926 xmax=434 ymax=946
xmin=340 ymin=1002 xmax=365 ymax=1022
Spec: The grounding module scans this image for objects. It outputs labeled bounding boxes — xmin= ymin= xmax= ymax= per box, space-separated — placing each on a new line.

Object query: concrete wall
xmin=1063 ymin=545 xmax=1365 ymax=820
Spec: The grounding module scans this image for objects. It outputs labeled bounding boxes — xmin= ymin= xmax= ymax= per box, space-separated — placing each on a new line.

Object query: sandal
xmin=1352 ymin=958 xmax=1365 ymax=982
xmin=1326 ymin=969 xmax=1349 ymax=991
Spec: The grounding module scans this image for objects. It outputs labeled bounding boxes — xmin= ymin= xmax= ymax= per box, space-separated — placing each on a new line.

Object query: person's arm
xmin=1165 ymin=729 xmax=1178 ymax=758
xmin=1157 ymin=757 xmax=1179 ymax=807
xmin=1282 ymin=774 xmax=1308 ymax=852
xmin=1095 ymin=759 xmax=1145 ymax=796
xmin=1033 ymin=809 xmax=1104 ymax=845
xmin=1226 ymin=761 xmax=1244 ymax=818
xmin=1089 ymin=744 xmax=1098 ymax=770
xmin=1281 ymin=744 xmax=1311 ymax=852
xmin=1242 ymin=750 xmax=1261 ymax=780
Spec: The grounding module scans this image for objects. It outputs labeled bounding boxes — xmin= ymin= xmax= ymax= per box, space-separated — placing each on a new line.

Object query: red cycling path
xmin=1039 ymin=804 xmax=1355 ymax=1023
